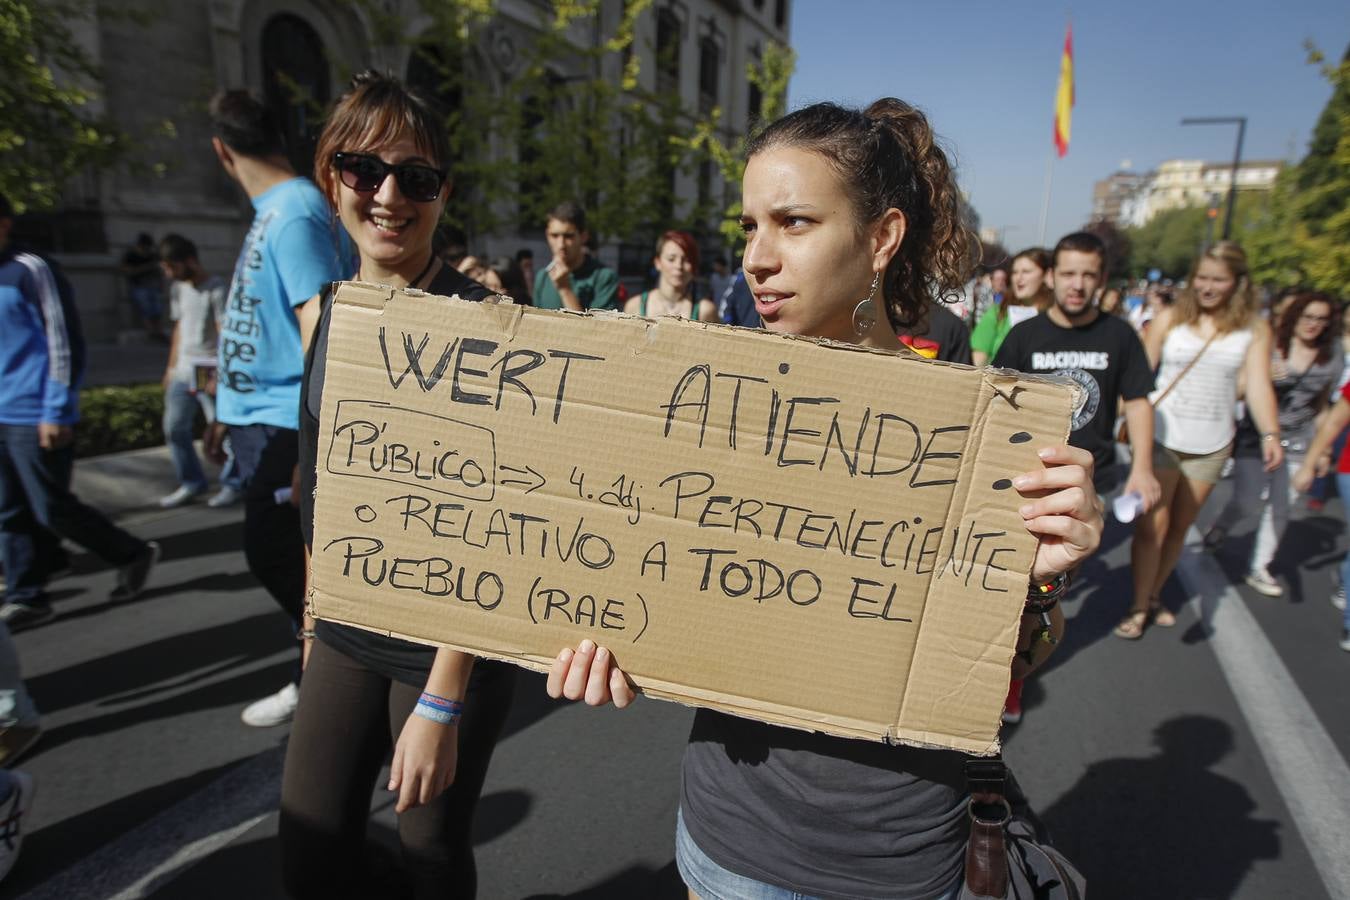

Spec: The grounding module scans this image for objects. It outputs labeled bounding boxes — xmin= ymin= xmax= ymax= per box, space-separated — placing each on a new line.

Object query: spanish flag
xmin=1053 ymin=23 xmax=1074 ymax=157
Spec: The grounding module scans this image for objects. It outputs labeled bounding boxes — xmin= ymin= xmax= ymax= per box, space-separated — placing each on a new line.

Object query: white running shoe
xmin=207 ymin=486 xmax=240 ymax=508
xmin=0 ymin=770 xmax=35 ymax=883
xmin=1244 ymin=569 xmax=1284 ymax=598
xmin=1333 ymin=587 xmax=1346 ymax=612
xmin=241 ymin=682 xmax=299 ymax=727
xmin=158 ymin=485 xmax=203 ymax=508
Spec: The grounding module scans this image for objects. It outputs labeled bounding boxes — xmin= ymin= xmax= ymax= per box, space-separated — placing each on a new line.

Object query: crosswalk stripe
xmin=1178 ymin=534 xmax=1350 ymax=900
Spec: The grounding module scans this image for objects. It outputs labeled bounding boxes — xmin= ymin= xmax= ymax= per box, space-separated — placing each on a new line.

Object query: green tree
xmin=678 ymin=41 xmax=797 ymax=249
xmin=1123 ymin=190 xmax=1269 ymax=279
xmin=350 ymin=0 xmax=716 ymax=246
xmin=0 ymin=0 xmax=133 ymax=212
xmin=1247 ymin=43 xmax=1350 ymax=292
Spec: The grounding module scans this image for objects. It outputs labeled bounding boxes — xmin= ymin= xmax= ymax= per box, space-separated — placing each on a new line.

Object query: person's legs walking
xmin=230 ymin=424 xmax=305 ymax=725
xmin=199 ymin=392 xmax=241 ymax=505
xmin=160 ymin=379 xmax=209 ymax=507
xmin=279 ymin=640 xmax=397 ymax=900
xmin=0 ymin=622 xmax=40 ymax=766
xmin=389 ymin=661 xmax=516 ymax=899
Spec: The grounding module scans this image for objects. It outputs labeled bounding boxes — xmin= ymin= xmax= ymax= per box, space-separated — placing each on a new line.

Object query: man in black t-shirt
xmin=994 ymin=232 xmax=1158 ymax=501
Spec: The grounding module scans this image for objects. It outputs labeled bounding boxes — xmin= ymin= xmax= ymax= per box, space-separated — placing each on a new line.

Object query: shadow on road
xmin=1040 ymin=715 xmax=1279 ymax=900
xmin=524 ymin=859 xmax=685 ymax=899
xmin=28 ymin=610 xmax=292 ymax=712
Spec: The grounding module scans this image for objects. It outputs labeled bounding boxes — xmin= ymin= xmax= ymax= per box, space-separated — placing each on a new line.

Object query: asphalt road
xmin=5 ymin=462 xmax=1349 ymax=900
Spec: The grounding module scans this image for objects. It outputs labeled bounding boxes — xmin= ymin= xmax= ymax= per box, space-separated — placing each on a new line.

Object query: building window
xmin=261 ymin=13 xmax=330 ymax=177
xmin=656 ymin=7 xmax=681 ymax=96
xmin=698 ymin=36 xmax=718 ymax=112
xmin=775 ymin=0 xmax=788 ymax=28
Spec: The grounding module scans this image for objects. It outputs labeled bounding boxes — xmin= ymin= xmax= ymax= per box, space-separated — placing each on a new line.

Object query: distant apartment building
xmin=1092 ymin=159 xmax=1283 ymax=228
xmin=19 ymin=0 xmax=792 ymax=341
xmin=1091 ymin=171 xmax=1149 ymax=226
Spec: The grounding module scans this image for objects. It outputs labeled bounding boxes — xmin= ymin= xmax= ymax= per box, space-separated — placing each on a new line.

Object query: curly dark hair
xmin=1275 ymin=291 xmax=1340 ymax=365
xmin=746 ymin=99 xmax=976 ymax=331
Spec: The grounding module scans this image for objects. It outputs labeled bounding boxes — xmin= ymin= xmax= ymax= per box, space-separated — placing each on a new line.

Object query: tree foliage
xmin=1122 ymin=190 xmax=1269 ymax=280
xmin=0 ymin=0 xmax=133 ymax=213
xmin=350 ymin=0 xmax=747 ymax=245
xmin=1246 ymin=43 xmax=1350 ymax=292
xmin=677 ymin=41 xmax=797 ymax=249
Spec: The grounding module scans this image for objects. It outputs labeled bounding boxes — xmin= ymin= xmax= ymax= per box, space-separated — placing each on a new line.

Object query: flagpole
xmin=1037 ymin=153 xmax=1054 ymax=245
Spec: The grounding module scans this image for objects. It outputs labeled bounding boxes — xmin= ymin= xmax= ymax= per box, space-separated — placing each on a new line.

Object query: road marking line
xmin=1177 ymin=535 xmax=1350 ymax=899
xmin=17 ymin=746 xmax=284 ymax=900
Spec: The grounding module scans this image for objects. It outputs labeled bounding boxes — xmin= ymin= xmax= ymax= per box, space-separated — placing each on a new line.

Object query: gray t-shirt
xmin=1273 ymin=349 xmax=1343 ymax=435
xmin=170 ymin=276 xmax=226 ymax=382
xmin=680 ymin=710 xmax=967 ymax=899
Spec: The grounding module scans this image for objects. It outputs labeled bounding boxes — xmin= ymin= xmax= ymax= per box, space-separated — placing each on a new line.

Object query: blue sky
xmin=786 ymin=0 xmax=1349 ymax=249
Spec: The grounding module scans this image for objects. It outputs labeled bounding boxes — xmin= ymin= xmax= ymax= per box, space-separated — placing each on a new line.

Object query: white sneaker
xmin=1333 ymin=587 xmax=1347 ymax=612
xmin=158 ymin=485 xmax=203 ymax=508
xmin=207 ymin=486 xmax=240 ymax=508
xmin=1341 ymin=629 xmax=1350 ymax=652
xmin=241 ymin=682 xmax=299 ymax=727
xmin=1244 ymin=569 xmax=1284 ymax=598
xmin=0 ymin=770 xmax=35 ymax=883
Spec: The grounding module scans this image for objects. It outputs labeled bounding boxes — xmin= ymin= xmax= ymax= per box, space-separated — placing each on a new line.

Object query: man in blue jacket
xmin=0 ymin=193 xmax=159 ymax=629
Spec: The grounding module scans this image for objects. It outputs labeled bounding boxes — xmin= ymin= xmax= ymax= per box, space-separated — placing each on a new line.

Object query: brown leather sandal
xmin=1113 ymin=609 xmax=1149 ymax=640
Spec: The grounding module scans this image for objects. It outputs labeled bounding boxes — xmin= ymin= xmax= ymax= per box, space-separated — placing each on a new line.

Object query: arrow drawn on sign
xmin=499 ymin=463 xmax=547 ymax=494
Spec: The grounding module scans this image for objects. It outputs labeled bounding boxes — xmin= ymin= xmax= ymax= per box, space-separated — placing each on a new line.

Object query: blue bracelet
xmin=414 ymin=699 xmax=461 ymax=726
xmin=415 ymin=692 xmax=463 ymax=725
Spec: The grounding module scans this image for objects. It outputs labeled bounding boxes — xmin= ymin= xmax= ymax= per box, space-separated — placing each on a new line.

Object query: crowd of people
xmin=0 ymin=67 xmax=1343 ymax=896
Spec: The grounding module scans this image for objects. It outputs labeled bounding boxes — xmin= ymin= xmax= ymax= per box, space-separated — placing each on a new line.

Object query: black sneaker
xmin=0 ymin=603 xmax=54 ymax=632
xmin=109 ymin=541 xmax=160 ymax=602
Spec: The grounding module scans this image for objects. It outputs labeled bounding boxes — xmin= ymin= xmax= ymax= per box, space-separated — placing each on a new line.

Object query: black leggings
xmin=278 ymin=639 xmax=516 ymax=899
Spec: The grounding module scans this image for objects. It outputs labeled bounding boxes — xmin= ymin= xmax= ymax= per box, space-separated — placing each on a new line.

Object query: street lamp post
xmin=1180 ymin=116 xmax=1247 ymax=240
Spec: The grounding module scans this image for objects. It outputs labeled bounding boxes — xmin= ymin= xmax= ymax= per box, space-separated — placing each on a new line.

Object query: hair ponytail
xmin=748 ymin=99 xmax=976 ymax=330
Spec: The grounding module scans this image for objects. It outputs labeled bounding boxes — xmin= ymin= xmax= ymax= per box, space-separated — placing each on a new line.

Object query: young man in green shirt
xmin=531 ymin=201 xmax=619 ymax=310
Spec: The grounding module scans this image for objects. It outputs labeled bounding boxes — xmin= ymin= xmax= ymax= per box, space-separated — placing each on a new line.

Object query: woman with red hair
xmin=624 ymin=230 xmax=717 ymax=321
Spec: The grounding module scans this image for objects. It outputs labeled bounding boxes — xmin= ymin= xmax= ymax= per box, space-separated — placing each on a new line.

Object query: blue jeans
xmin=0 ymin=424 xmax=146 ymax=604
xmin=162 ymin=379 xmax=239 ymax=491
xmin=164 ymin=378 xmax=210 ymax=492
xmin=1337 ymin=474 xmax=1350 ymax=635
xmin=674 ymin=808 xmax=961 ymax=900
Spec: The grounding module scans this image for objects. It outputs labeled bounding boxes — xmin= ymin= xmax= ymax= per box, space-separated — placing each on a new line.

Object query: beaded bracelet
xmin=414 ymin=691 xmax=464 ymax=726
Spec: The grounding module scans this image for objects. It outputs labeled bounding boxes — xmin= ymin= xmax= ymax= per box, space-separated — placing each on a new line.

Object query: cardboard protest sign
xmin=309 ymin=282 xmax=1075 ymax=754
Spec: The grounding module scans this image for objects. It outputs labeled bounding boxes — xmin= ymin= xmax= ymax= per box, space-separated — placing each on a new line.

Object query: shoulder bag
xmin=960 ymin=757 xmax=1086 ymax=900
xmin=1116 ymin=330 xmax=1219 ymax=445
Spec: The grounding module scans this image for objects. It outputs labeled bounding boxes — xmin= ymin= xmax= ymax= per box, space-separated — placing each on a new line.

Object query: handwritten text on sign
xmin=310 ymin=285 xmax=1074 ymax=751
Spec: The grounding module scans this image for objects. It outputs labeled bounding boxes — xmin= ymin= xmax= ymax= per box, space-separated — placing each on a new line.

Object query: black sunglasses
xmin=332 ymin=152 xmax=445 ymax=203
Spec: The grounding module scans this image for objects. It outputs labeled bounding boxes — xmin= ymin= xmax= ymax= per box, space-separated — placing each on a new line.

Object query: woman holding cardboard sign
xmin=281 ymin=72 xmax=516 ymax=899
xmin=548 ymin=100 xmax=1102 ymax=900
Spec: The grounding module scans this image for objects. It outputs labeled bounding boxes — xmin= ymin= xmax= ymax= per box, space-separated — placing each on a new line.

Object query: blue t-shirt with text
xmin=217 ymin=178 xmax=353 ymax=429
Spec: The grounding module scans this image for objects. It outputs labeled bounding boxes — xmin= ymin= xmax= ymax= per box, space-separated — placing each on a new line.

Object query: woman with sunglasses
xmin=282 ymin=71 xmax=515 ymax=900
xmin=1202 ymin=291 xmax=1341 ymax=596
xmin=545 ymin=100 xmax=1101 ymax=900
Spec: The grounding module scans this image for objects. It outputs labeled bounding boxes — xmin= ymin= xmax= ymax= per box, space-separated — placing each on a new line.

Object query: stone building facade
xmin=23 ymin=0 xmax=791 ymax=340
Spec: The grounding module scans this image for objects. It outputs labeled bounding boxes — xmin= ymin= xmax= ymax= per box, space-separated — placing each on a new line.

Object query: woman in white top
xmin=1119 ymin=242 xmax=1283 ymax=639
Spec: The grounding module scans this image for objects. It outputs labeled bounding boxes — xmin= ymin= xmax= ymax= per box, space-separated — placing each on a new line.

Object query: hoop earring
xmin=852 ymin=272 xmax=881 ymax=337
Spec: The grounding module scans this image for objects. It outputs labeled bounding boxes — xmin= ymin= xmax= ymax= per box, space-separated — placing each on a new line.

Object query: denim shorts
xmin=675 ymin=808 xmax=961 ymax=900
